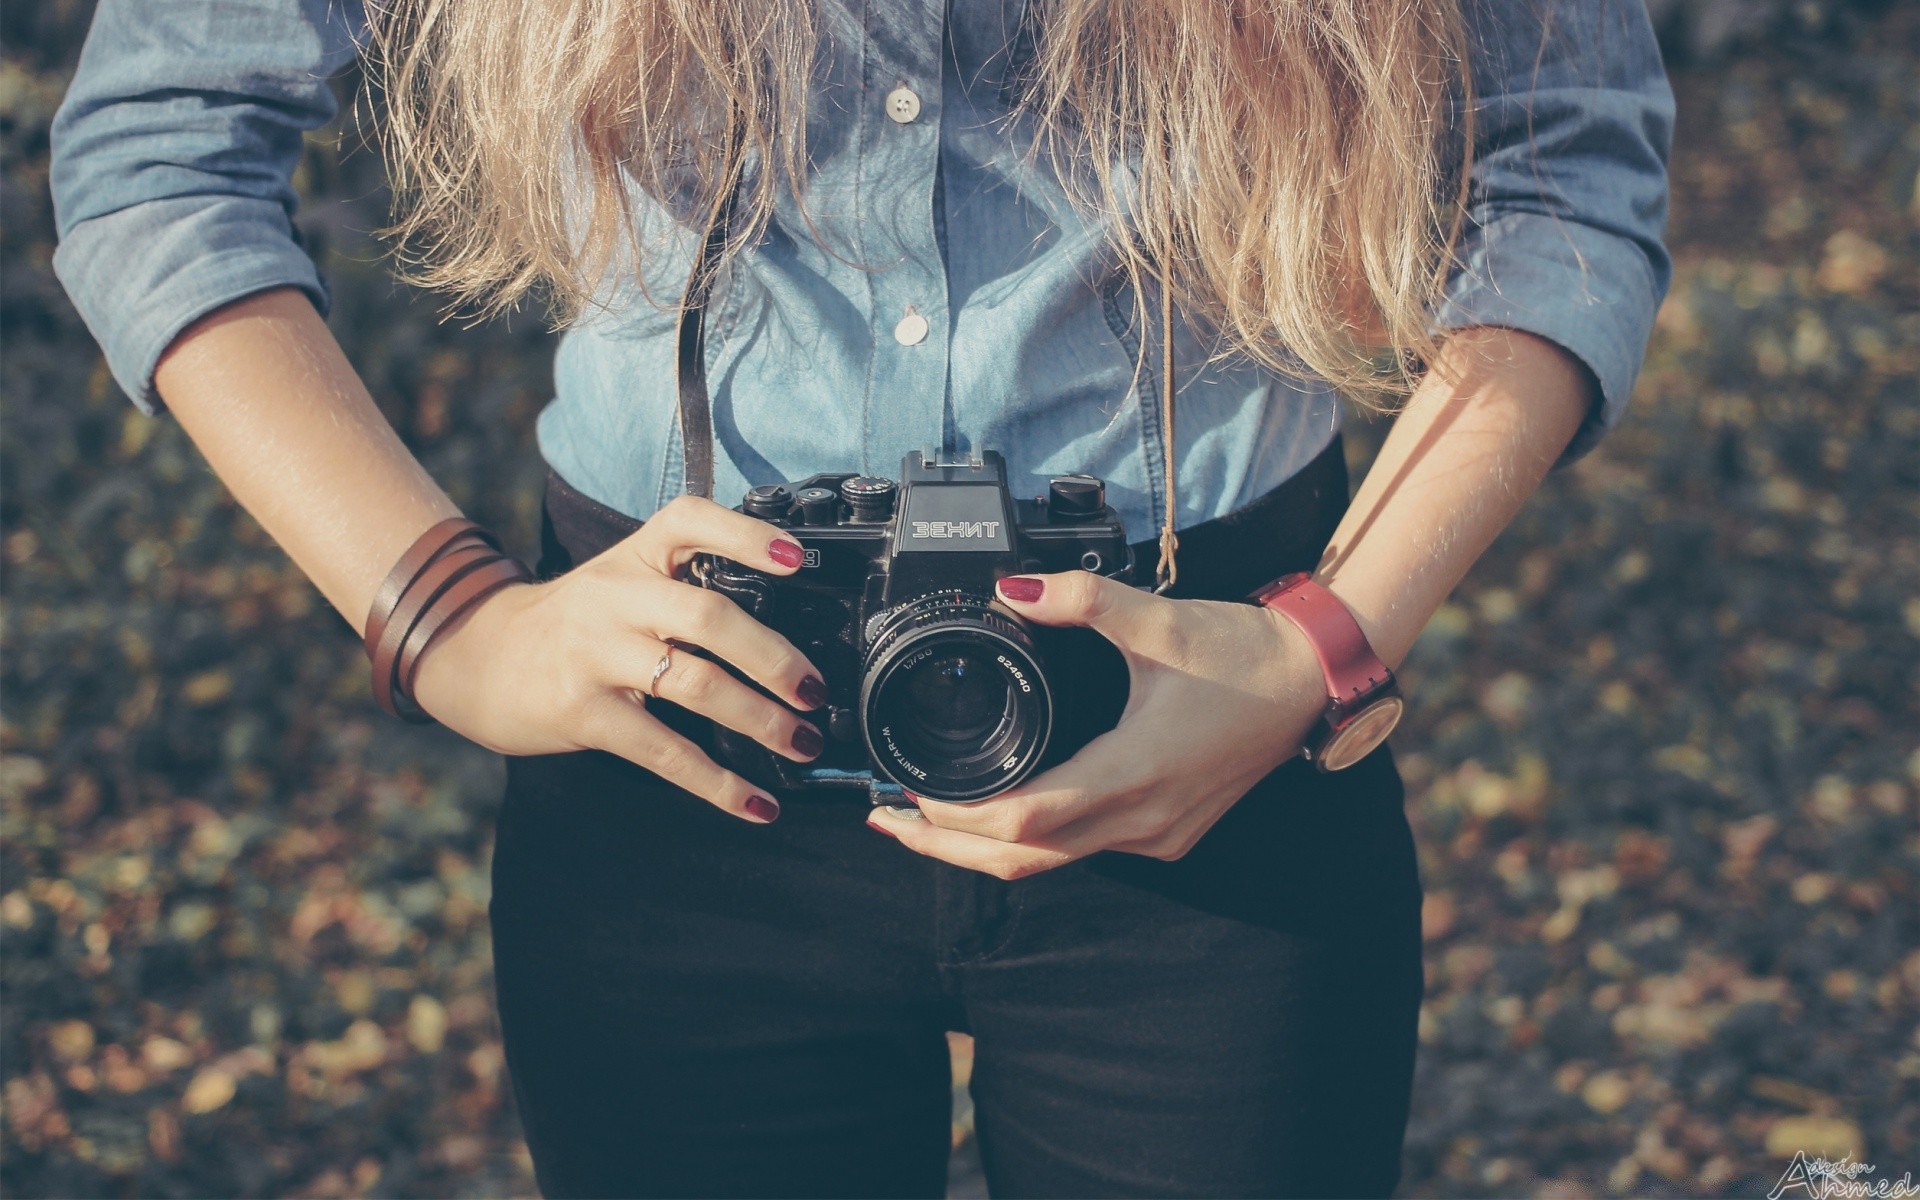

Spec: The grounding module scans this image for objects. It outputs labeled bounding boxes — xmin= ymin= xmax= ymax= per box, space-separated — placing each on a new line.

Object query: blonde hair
xmin=370 ymin=0 xmax=1470 ymax=401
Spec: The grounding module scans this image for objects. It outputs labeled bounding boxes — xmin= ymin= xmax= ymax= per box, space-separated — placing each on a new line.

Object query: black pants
xmin=489 ymin=443 xmax=1424 ymax=1199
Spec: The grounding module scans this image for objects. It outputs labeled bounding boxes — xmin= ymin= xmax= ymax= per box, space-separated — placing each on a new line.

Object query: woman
xmin=51 ymin=0 xmax=1670 ymax=1195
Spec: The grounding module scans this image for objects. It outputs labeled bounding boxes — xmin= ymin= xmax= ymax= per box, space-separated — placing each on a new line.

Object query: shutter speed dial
xmin=841 ymin=476 xmax=898 ymax=522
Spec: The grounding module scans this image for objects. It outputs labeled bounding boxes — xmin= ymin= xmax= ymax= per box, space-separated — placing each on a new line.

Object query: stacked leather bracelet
xmin=363 ymin=517 xmax=531 ymax=723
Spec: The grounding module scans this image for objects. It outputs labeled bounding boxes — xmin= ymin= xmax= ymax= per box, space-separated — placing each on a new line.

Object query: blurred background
xmin=2 ymin=0 xmax=1915 ymax=1195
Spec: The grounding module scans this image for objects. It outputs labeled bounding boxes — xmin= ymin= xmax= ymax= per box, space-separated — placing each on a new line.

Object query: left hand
xmin=867 ymin=570 xmax=1329 ymax=878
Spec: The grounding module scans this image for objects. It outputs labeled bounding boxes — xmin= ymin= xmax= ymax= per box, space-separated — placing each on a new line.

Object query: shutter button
xmin=885 ymin=85 xmax=921 ymax=124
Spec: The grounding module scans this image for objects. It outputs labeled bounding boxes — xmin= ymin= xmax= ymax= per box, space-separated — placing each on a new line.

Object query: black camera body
xmin=693 ymin=451 xmax=1133 ymax=802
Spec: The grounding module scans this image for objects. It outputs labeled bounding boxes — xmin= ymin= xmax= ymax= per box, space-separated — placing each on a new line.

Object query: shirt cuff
xmin=1432 ymin=210 xmax=1661 ymax=463
xmin=53 ymin=194 xmax=330 ymax=415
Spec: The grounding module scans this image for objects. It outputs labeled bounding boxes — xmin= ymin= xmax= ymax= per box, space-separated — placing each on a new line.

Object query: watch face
xmin=1318 ymin=696 xmax=1405 ymax=772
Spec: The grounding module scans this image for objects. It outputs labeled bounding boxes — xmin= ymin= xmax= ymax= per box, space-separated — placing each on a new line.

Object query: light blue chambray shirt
xmin=51 ymin=0 xmax=1672 ymax=535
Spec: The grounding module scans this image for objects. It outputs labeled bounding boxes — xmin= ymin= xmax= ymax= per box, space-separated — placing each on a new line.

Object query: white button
xmin=894 ymin=308 xmax=930 ymax=346
xmin=886 ymin=85 xmax=921 ymax=124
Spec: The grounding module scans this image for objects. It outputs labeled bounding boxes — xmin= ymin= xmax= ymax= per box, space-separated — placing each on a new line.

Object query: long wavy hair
xmin=369 ymin=0 xmax=1471 ymax=401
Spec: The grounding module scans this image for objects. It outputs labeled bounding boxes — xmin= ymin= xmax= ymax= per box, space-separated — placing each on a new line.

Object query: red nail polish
xmin=744 ymin=795 xmax=780 ymax=823
xmin=867 ymin=816 xmax=899 ymax=840
xmin=791 ymin=722 xmax=824 ymax=759
xmin=997 ymin=576 xmax=1044 ymax=603
xmin=769 ymin=539 xmax=805 ymax=569
xmin=797 ymin=675 xmax=828 ymax=709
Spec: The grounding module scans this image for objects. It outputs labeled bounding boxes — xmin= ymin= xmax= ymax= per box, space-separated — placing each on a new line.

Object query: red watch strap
xmin=1251 ymin=572 xmax=1393 ymax=707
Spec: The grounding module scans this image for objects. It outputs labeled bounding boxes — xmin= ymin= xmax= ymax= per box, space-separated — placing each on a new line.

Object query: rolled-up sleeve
xmin=50 ymin=0 xmax=367 ymax=413
xmin=1435 ymin=0 xmax=1675 ymax=461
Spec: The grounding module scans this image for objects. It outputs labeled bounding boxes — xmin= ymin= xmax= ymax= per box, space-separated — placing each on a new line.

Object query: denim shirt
xmin=51 ymin=0 xmax=1672 ymax=534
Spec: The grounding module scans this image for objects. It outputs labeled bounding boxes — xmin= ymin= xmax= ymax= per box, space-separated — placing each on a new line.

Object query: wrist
xmin=1257 ymin=604 xmax=1329 ymax=701
xmin=407 ymin=581 xmax=521 ymax=721
xmin=363 ymin=517 xmax=530 ymax=722
xmin=1248 ymin=572 xmax=1404 ymax=771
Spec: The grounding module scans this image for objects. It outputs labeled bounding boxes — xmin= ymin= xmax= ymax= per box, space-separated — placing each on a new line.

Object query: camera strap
xmin=672 ymin=143 xmax=745 ymax=503
xmin=672 ymin=131 xmax=1182 ymax=590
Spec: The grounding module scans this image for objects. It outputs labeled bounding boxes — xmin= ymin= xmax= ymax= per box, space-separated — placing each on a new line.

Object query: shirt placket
xmin=857 ymin=0 xmax=952 ymax=477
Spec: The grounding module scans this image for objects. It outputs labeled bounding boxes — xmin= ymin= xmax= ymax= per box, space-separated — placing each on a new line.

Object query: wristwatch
xmin=1249 ymin=572 xmax=1403 ymax=771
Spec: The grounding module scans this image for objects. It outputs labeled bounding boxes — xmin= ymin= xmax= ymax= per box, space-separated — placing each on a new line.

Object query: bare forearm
xmin=150 ymin=289 xmax=832 ymax=820
xmin=152 ymin=287 xmax=459 ymax=627
xmin=1316 ymin=327 xmax=1596 ymax=668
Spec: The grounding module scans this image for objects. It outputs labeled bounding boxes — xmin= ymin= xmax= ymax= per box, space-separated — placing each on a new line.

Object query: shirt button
xmin=885 ymin=85 xmax=921 ymax=124
xmin=894 ymin=307 xmax=929 ymax=346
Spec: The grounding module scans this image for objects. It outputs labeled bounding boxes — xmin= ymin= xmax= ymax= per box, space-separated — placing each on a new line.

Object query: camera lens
xmin=860 ymin=595 xmax=1051 ymax=802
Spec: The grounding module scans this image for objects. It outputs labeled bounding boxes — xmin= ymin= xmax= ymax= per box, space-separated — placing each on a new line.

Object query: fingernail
xmin=769 ymin=539 xmax=805 ymax=569
xmin=997 ymin=576 xmax=1044 ymax=603
xmin=867 ymin=814 xmax=899 ymax=840
xmin=797 ymin=674 xmax=828 ymax=709
xmin=791 ymin=722 xmax=823 ymax=759
xmin=744 ymin=795 xmax=780 ymax=823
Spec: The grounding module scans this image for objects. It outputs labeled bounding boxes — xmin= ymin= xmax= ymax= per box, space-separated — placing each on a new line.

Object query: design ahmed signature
xmin=1770 ymin=1153 xmax=1916 ymax=1200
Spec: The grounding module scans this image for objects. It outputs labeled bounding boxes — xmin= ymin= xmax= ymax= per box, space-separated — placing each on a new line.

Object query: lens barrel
xmin=859 ymin=593 xmax=1052 ymax=802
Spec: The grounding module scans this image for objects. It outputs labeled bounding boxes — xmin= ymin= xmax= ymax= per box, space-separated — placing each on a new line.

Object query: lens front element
xmin=901 ymin=652 xmax=1011 ymax=751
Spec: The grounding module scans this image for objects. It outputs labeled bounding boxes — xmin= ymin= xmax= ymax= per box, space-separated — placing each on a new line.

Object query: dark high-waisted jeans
xmin=489 ymin=441 xmax=1423 ymax=1199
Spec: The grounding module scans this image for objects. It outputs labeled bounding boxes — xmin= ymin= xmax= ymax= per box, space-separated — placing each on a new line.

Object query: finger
xmin=621 ymin=635 xmax=824 ymax=764
xmin=917 ymin=714 xmax=1152 ymax=829
xmin=629 ymin=494 xmax=807 ymax=579
xmin=584 ymin=696 xmax=782 ymax=824
xmin=640 ymin=578 xmax=827 ymax=710
xmin=867 ymin=804 xmax=1079 ymax=880
xmin=1103 ymin=809 xmax=1209 ymax=862
xmin=909 ymin=733 xmax=1140 ymax=842
xmin=994 ymin=569 xmax=1157 ymax=639
xmin=896 ymin=787 xmax=1196 ymax=867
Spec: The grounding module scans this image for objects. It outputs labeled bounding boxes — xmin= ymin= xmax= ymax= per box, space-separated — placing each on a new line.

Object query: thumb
xmin=994 ymin=570 xmax=1151 ymax=635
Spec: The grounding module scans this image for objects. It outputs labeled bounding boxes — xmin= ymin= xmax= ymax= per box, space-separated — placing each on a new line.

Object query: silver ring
xmin=645 ymin=644 xmax=675 ymax=698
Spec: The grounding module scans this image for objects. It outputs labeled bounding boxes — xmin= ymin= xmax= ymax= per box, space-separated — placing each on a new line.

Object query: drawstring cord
xmin=1153 ymin=274 xmax=1179 ymax=594
xmin=1151 ymin=135 xmax=1180 ymax=596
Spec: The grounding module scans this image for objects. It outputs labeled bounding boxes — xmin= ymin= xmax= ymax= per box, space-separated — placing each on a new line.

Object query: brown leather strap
xmin=395 ymin=556 xmax=531 ymax=702
xmin=369 ymin=542 xmax=501 ymax=720
xmin=674 ymin=139 xmax=745 ymax=502
xmin=363 ymin=515 xmax=529 ymax=724
xmin=362 ymin=519 xmax=497 ymax=657
xmin=1154 ymin=273 xmax=1179 ymax=594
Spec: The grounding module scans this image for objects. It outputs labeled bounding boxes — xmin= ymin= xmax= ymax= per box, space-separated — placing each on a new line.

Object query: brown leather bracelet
xmin=370 ymin=542 xmax=503 ymax=720
xmin=362 ymin=519 xmax=498 ymax=659
xmin=394 ymin=556 xmax=532 ymax=712
xmin=365 ymin=516 xmax=531 ymax=723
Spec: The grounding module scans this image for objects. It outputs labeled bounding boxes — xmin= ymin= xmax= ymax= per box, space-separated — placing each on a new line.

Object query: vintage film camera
xmin=694 ymin=451 xmax=1133 ymax=803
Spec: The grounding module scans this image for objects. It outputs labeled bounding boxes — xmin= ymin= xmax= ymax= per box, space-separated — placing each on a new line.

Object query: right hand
xmin=410 ymin=495 xmax=826 ymax=823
